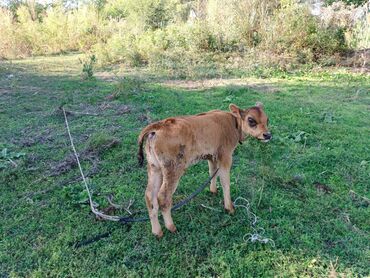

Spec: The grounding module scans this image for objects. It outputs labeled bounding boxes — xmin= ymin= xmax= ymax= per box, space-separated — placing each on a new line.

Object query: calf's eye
xmin=248 ymin=117 xmax=257 ymax=127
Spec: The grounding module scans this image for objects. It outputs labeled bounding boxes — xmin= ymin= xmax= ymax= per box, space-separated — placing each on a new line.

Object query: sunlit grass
xmin=0 ymin=55 xmax=369 ymax=277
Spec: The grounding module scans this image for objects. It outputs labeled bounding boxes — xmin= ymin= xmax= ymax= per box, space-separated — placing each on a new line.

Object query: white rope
xmin=233 ymin=197 xmax=258 ymax=225
xmin=233 ymin=197 xmax=275 ymax=247
xmin=243 ymin=227 xmax=275 ymax=247
xmin=62 ymin=107 xmax=121 ymax=222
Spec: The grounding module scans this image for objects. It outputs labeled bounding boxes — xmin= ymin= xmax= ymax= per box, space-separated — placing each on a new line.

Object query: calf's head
xmin=230 ymin=102 xmax=271 ymax=142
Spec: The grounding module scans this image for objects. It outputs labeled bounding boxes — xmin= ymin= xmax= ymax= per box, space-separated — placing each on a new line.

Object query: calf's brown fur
xmin=138 ymin=103 xmax=271 ymax=238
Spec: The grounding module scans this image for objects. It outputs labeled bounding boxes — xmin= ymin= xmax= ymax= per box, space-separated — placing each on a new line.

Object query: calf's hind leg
xmin=145 ymin=164 xmax=163 ymax=238
xmin=158 ymin=168 xmax=184 ymax=233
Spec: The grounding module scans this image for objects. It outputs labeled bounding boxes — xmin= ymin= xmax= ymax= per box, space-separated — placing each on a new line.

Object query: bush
xmin=262 ymin=2 xmax=349 ymax=63
xmin=1 ymin=0 xmax=367 ymax=71
xmin=0 ymin=8 xmax=31 ymax=59
xmin=81 ymin=55 xmax=97 ymax=79
xmin=319 ymin=1 xmax=370 ymax=50
xmin=0 ymin=4 xmax=109 ymax=58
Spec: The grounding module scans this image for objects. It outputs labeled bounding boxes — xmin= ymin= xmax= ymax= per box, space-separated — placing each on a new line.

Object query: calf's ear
xmin=229 ymin=104 xmax=241 ymax=118
xmin=255 ymin=101 xmax=264 ymax=108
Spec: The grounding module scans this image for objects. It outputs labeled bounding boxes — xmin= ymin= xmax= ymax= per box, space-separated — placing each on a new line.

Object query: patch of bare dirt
xmin=339 ymin=49 xmax=369 ymax=73
xmin=50 ymin=146 xmax=101 ymax=178
xmin=161 ymin=78 xmax=280 ymax=93
xmin=0 ymin=88 xmax=11 ymax=95
xmin=12 ymin=127 xmax=54 ymax=147
xmin=95 ymin=71 xmax=120 ymax=82
xmin=138 ymin=110 xmax=153 ymax=124
xmin=57 ymin=103 xmax=131 ymax=117
xmin=314 ymin=182 xmax=333 ymax=194
xmin=50 ymin=137 xmax=120 ymax=183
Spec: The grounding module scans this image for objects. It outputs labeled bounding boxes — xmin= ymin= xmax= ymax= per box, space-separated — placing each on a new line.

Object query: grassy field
xmin=0 ymin=54 xmax=369 ymax=277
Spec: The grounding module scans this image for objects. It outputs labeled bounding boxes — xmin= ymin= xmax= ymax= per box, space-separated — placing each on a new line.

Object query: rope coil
xmin=233 ymin=197 xmax=275 ymax=247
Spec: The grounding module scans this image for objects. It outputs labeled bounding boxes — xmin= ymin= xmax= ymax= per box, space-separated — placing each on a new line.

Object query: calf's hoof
xmin=167 ymin=224 xmax=177 ymax=233
xmin=153 ymin=229 xmax=163 ymax=239
xmin=225 ymin=206 xmax=235 ymax=215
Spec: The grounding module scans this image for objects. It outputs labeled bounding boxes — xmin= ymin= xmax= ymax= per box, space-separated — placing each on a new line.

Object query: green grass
xmin=0 ymin=54 xmax=369 ymax=277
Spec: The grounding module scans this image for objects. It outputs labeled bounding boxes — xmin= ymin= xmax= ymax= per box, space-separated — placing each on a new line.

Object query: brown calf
xmin=137 ymin=103 xmax=271 ymax=238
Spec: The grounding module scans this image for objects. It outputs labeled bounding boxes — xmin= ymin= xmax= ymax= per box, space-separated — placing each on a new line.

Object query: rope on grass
xmin=62 ymin=107 xmax=122 ymax=222
xmin=243 ymin=228 xmax=275 ymax=247
xmin=233 ymin=197 xmax=258 ymax=225
xmin=233 ymin=197 xmax=275 ymax=247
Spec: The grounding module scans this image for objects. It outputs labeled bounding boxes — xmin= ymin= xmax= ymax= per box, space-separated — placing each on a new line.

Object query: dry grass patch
xmin=161 ymin=78 xmax=281 ymax=93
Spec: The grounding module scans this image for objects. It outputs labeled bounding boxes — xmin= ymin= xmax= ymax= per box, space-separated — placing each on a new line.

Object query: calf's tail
xmin=137 ymin=123 xmax=160 ymax=167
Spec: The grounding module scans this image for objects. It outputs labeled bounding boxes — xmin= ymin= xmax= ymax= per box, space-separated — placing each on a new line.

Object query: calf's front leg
xmin=218 ymin=155 xmax=235 ymax=214
xmin=208 ymin=159 xmax=218 ymax=194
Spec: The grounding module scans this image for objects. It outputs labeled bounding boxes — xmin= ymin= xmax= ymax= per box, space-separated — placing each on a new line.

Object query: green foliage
xmin=86 ymin=132 xmax=120 ymax=154
xmin=61 ymin=184 xmax=89 ymax=206
xmin=347 ymin=13 xmax=370 ymax=49
xmin=0 ymin=0 xmax=368 ymax=69
xmin=263 ymin=3 xmax=349 ymax=62
xmin=0 ymin=147 xmax=25 ymax=169
xmin=102 ymin=0 xmax=186 ymax=29
xmin=93 ymin=0 xmax=356 ymax=68
xmin=0 ymin=4 xmax=108 ymax=58
xmin=325 ymin=0 xmax=368 ymax=6
xmin=81 ymin=55 xmax=97 ymax=79
xmin=102 ymin=0 xmax=128 ymax=19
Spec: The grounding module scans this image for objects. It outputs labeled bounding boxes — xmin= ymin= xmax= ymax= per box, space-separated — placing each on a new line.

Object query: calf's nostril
xmin=263 ymin=133 xmax=271 ymax=140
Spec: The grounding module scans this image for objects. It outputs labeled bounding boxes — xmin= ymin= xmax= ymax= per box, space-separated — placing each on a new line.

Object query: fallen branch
xmin=107 ymin=194 xmax=134 ymax=215
xmin=57 ymin=158 xmax=99 ymax=187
